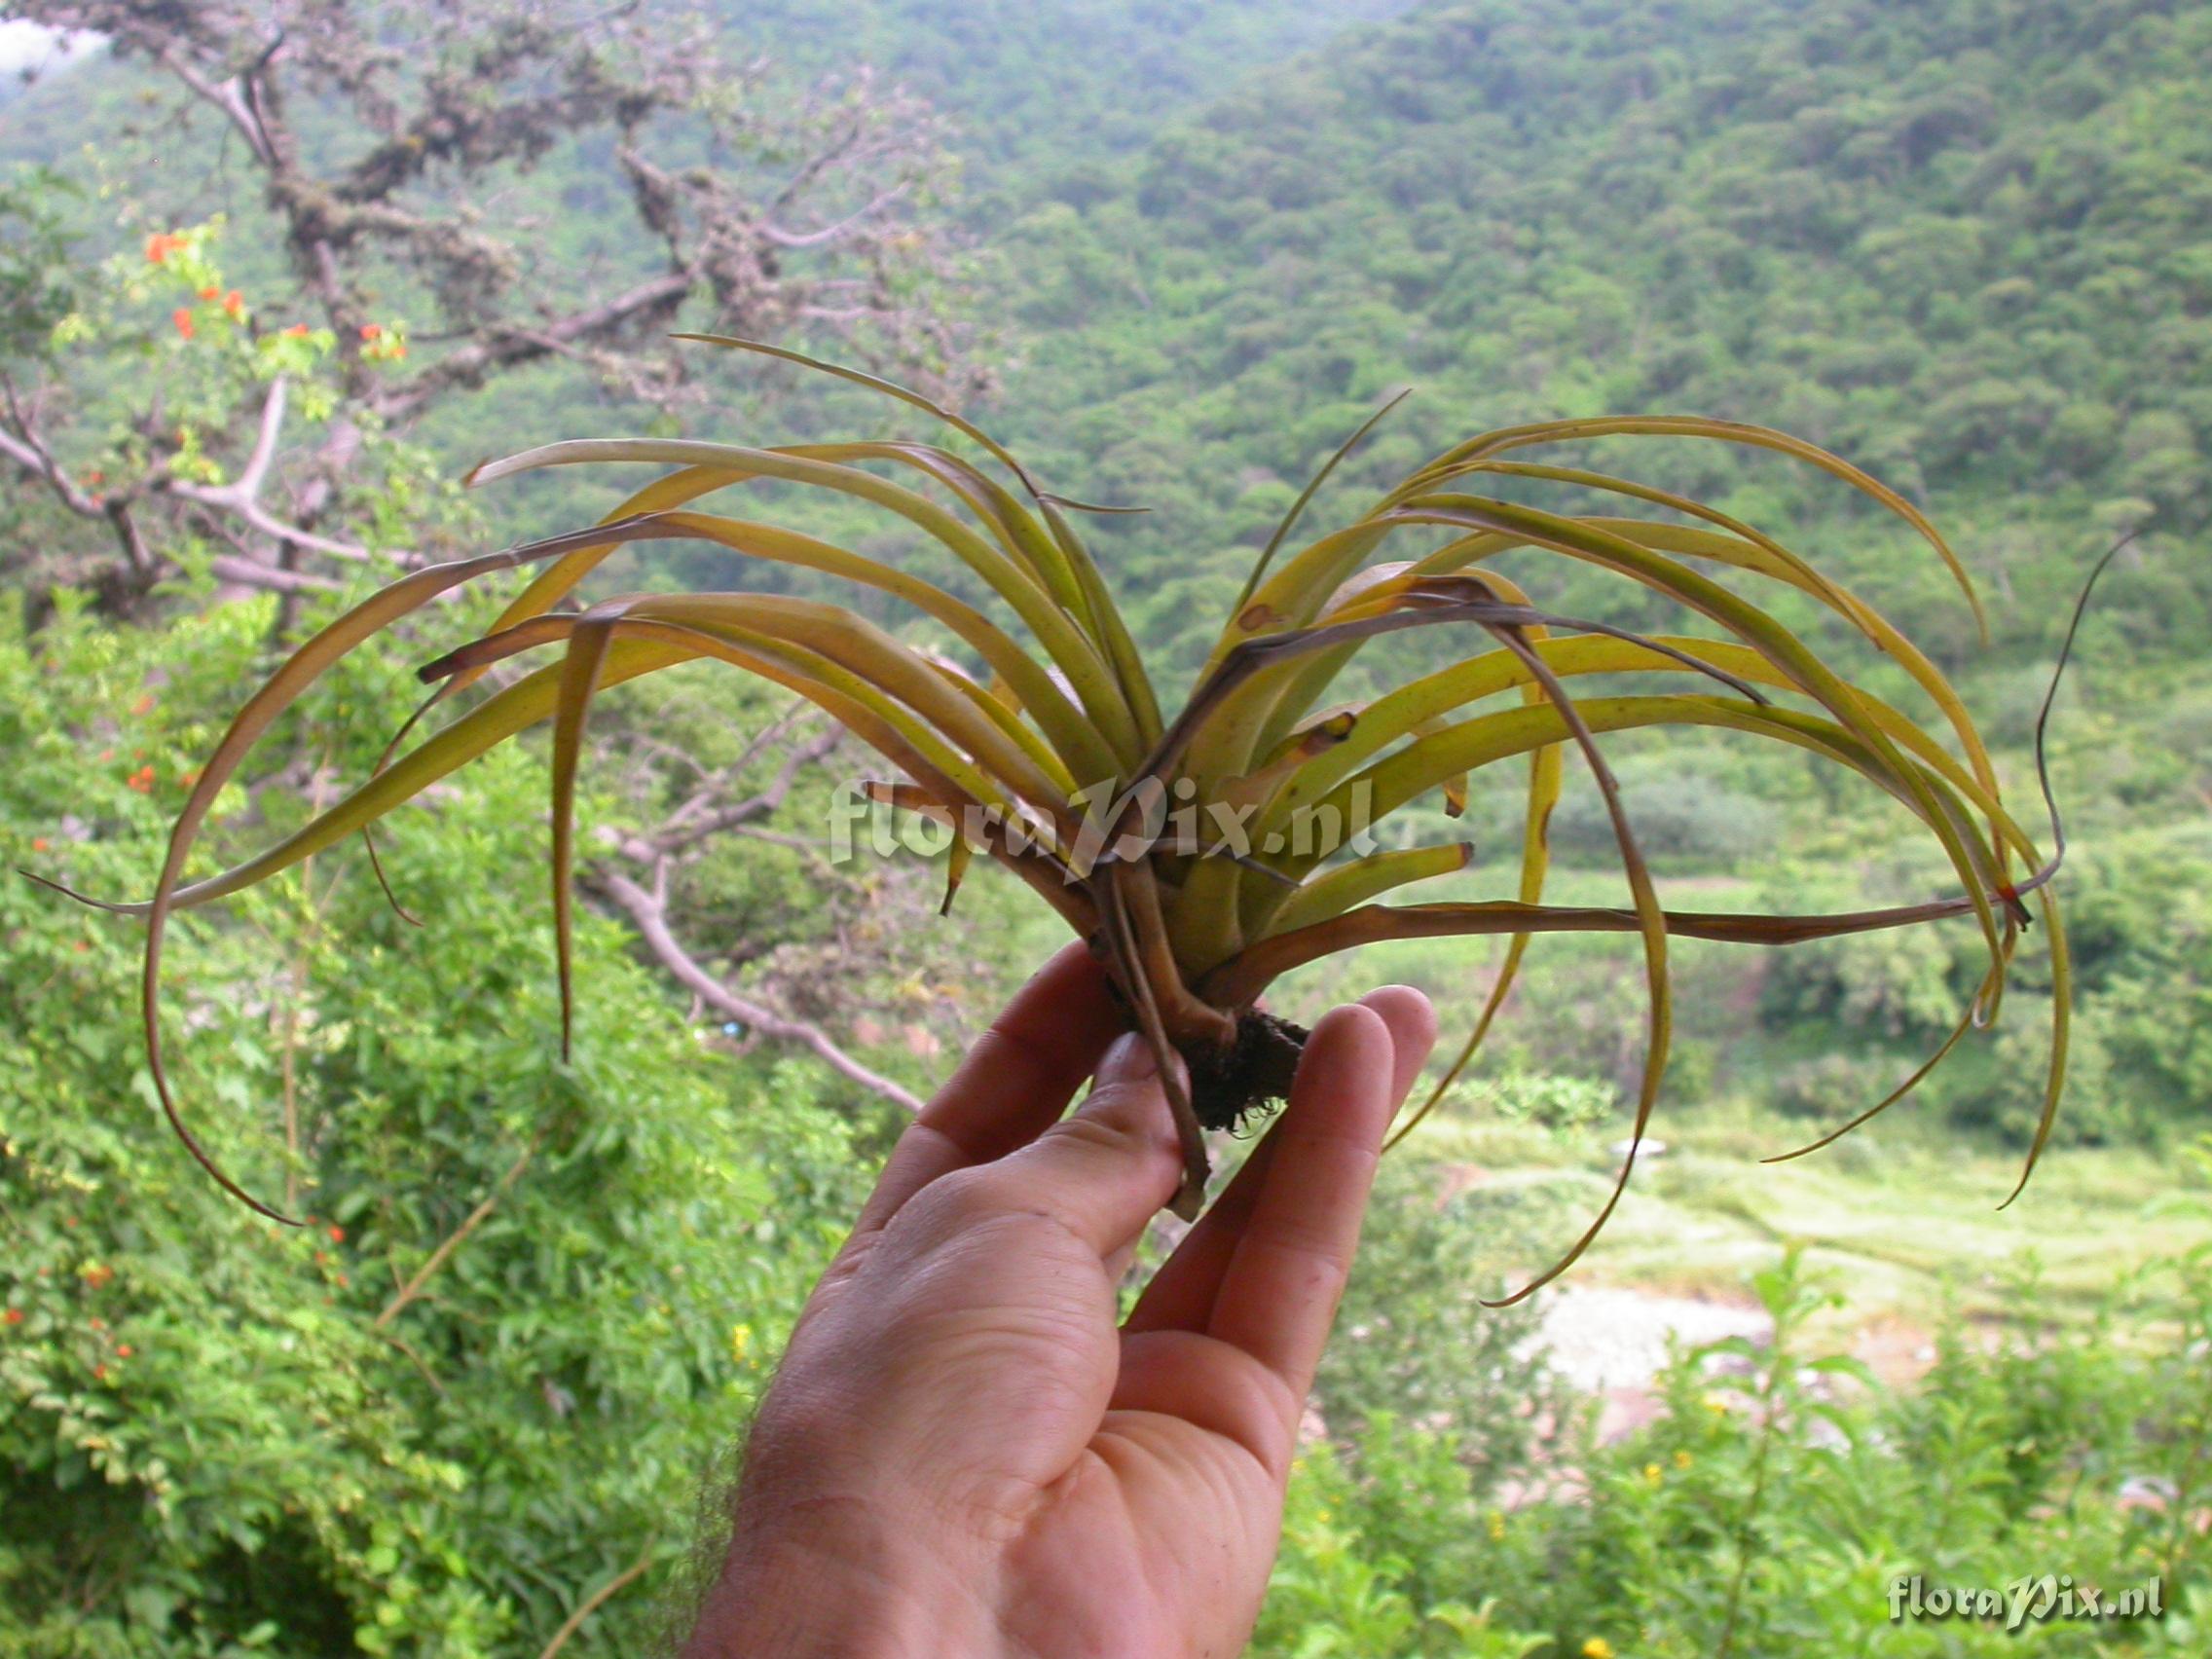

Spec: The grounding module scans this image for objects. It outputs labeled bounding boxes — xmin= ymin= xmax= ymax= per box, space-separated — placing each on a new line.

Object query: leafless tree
xmin=3 ymin=0 xmax=984 ymax=605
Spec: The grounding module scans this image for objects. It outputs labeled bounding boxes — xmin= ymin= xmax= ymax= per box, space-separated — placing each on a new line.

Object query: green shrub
xmin=1264 ymin=1241 xmax=2212 ymax=1657
xmin=0 ymin=601 xmax=870 ymax=1656
xmin=1314 ymin=1155 xmax=1578 ymax=1486
xmin=1439 ymin=1072 xmax=1615 ymax=1139
xmin=1257 ymin=1428 xmax=1545 ymax=1659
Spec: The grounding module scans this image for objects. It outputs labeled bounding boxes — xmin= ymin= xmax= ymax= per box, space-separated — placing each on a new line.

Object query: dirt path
xmin=1525 ymin=1284 xmax=1771 ymax=1440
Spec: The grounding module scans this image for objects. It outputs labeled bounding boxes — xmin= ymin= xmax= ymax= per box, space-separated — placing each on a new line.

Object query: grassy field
xmin=1400 ymin=1106 xmax=2211 ymax=1357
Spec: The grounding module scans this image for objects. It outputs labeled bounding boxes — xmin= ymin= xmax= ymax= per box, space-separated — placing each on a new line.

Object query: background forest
xmin=1 ymin=0 xmax=2208 ymax=1653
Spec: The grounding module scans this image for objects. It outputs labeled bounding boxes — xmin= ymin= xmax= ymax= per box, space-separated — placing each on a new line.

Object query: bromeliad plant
xmin=67 ymin=340 xmax=2085 ymax=1300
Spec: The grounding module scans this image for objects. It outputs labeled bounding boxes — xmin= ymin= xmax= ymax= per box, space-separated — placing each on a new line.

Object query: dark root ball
xmin=1184 ymin=1010 xmax=1309 ymax=1132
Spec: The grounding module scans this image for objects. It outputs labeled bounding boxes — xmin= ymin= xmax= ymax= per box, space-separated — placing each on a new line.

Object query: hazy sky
xmin=0 ymin=21 xmax=97 ymax=78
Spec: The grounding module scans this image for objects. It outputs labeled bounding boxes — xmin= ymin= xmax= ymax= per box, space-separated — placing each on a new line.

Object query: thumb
xmin=979 ymin=1032 xmax=1184 ymax=1257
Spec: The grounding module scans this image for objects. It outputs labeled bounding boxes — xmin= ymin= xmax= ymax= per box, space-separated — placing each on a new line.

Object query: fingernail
xmin=1094 ymin=1031 xmax=1159 ymax=1087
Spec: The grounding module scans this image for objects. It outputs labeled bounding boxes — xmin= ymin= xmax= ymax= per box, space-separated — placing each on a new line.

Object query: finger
xmin=1204 ymin=1001 xmax=1419 ymax=1394
xmin=1101 ymin=1236 xmax=1139 ymax=1287
xmin=850 ymin=943 xmax=1124 ymax=1235
xmin=958 ymin=1032 xmax=1183 ymax=1258
xmin=1126 ymin=986 xmax=1434 ymax=1336
xmin=1118 ymin=1126 xmax=1282 ymax=1337
xmin=1361 ymin=985 xmax=1439 ymax=1107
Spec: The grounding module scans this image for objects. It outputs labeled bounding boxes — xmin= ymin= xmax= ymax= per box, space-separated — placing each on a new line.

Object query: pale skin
xmin=682 ymin=943 xmax=1438 ymax=1659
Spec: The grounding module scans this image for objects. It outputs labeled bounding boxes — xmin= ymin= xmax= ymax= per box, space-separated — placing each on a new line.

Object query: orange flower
xmin=144 ymin=232 xmax=185 ymax=265
xmin=30 ymin=837 xmax=49 ymax=853
xmin=328 ymin=1224 xmax=346 ymax=1243
xmin=284 ymin=323 xmax=311 ymax=338
xmin=2 ymin=1309 xmax=21 ymax=1326
xmin=199 ymin=285 xmax=219 ymax=301
xmin=132 ymin=692 xmax=156 ymax=715
xmin=128 ymin=765 xmax=155 ymax=793
xmin=359 ymin=322 xmax=383 ymax=341
xmin=172 ymin=309 xmax=195 ymax=341
xmin=83 ymin=469 xmax=104 ymax=486
xmin=116 ymin=1344 xmax=133 ymax=1358
xmin=92 ymin=1362 xmax=108 ymax=1381
xmin=223 ymin=290 xmax=244 ymax=317
xmin=82 ymin=1265 xmax=114 ymax=1290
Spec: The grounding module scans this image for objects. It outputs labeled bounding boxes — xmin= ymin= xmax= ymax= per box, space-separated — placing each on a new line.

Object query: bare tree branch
xmin=536 ymin=1546 xmax=657 ymax=1659
xmin=207 ymin=552 xmax=339 ymax=594
xmin=760 ymin=184 xmax=910 ymax=250
xmin=374 ymin=1132 xmax=541 ymax=1331
xmin=649 ymin=725 xmax=842 ymax=857
xmin=368 ymin=272 xmax=696 ymax=424
xmin=1 ymin=369 xmax=397 ymax=589
xmin=590 ymin=866 xmax=923 ymax=1114
xmin=0 ymin=370 xmax=116 ymax=518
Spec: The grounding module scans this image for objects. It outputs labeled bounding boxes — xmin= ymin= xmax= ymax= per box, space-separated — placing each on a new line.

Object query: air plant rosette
xmin=50 ymin=338 xmax=2106 ymax=1304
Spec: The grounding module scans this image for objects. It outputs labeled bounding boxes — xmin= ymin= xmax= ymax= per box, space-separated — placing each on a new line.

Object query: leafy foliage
xmin=0 ymin=602 xmax=871 ymax=1655
xmin=1268 ymin=1244 xmax=2212 ymax=1657
xmin=1312 ymin=1156 xmax=1577 ymax=1484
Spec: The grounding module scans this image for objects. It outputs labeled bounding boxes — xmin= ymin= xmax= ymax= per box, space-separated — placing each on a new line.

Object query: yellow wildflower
xmin=1582 ymin=1639 xmax=1616 ymax=1659
xmin=1643 ymin=1461 xmax=1663 ymax=1483
xmin=729 ymin=1322 xmax=753 ymax=1365
xmin=1674 ymin=1450 xmax=1693 ymax=1469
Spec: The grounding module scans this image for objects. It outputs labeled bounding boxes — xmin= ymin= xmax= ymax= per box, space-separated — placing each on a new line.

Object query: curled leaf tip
xmin=19 ymin=866 xmax=142 ymax=915
xmin=148 ymin=1063 xmax=300 ymax=1226
xmin=362 ymin=831 xmax=424 ymax=929
xmin=1996 ymin=1140 xmax=2047 ymax=1210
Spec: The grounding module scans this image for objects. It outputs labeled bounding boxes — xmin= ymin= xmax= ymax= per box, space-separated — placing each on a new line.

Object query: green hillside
xmin=989 ymin=0 xmax=2212 ymax=678
xmin=741 ymin=0 xmax=1422 ymax=200
xmin=0 ymin=0 xmax=1416 ymax=211
xmin=9 ymin=0 xmax=2205 ymax=667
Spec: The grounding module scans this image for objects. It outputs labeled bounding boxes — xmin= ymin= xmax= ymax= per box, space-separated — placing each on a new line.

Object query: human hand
xmin=682 ymin=943 xmax=1438 ymax=1659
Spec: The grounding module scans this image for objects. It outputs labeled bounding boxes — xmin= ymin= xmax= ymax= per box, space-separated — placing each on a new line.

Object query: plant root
xmin=1183 ymin=1009 xmax=1309 ymax=1133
